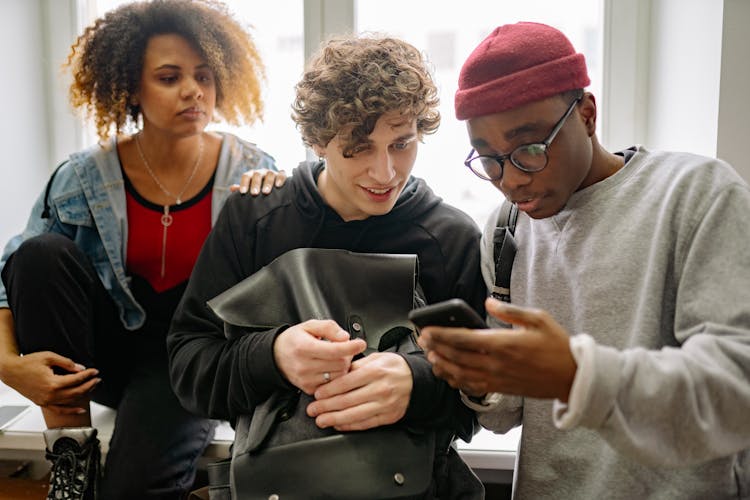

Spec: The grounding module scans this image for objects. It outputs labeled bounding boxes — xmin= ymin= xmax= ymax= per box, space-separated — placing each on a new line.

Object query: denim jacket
xmin=0 ymin=133 xmax=276 ymax=330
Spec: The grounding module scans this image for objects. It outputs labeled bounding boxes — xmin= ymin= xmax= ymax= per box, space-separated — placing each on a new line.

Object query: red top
xmin=125 ymin=176 xmax=213 ymax=293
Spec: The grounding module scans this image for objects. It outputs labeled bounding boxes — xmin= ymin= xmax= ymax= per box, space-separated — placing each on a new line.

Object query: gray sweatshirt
xmin=477 ymin=146 xmax=750 ymax=499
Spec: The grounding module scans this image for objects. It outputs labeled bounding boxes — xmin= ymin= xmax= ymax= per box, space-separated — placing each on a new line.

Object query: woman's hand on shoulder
xmin=0 ymin=351 xmax=101 ymax=415
xmin=231 ymin=168 xmax=287 ymax=195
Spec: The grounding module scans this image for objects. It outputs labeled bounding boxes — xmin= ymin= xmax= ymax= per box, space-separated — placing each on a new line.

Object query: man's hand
xmin=418 ymin=297 xmax=577 ymax=402
xmin=306 ymin=352 xmax=413 ymax=431
xmin=0 ymin=352 xmax=100 ymax=414
xmin=273 ymin=319 xmax=366 ymax=395
xmin=230 ymin=168 xmax=287 ymax=195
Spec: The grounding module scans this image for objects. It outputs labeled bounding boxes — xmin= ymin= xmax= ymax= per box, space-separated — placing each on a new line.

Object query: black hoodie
xmin=167 ymin=161 xmax=486 ymax=441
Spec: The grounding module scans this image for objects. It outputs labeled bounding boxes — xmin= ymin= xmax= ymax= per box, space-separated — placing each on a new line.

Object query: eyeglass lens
xmin=472 ymin=143 xmax=548 ymax=180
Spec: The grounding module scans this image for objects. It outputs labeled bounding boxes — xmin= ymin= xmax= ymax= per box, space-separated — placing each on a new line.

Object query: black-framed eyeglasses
xmin=464 ymin=93 xmax=583 ymax=182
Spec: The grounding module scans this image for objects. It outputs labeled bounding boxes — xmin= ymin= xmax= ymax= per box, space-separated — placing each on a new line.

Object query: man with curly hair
xmin=0 ymin=1 xmax=284 ymax=499
xmin=168 ymin=34 xmax=487 ymax=498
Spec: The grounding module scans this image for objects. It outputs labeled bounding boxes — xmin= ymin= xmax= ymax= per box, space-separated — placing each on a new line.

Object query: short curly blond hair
xmin=65 ymin=0 xmax=265 ymax=141
xmin=292 ymin=34 xmax=440 ymax=157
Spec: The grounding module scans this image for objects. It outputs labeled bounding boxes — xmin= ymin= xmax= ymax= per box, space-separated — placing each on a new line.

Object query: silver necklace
xmin=134 ymin=132 xmax=204 ymax=278
xmin=134 ymin=132 xmax=203 ymax=205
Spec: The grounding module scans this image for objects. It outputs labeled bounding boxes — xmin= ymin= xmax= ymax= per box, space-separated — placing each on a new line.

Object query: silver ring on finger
xmin=323 ymin=372 xmax=331 ymax=383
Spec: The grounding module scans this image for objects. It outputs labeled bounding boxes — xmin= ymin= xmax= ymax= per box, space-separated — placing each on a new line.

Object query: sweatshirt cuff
xmin=243 ymin=325 xmax=294 ymax=391
xmin=553 ymin=333 xmax=595 ymax=429
xmin=400 ymin=353 xmax=435 ymax=421
xmin=460 ymin=391 xmax=503 ymax=412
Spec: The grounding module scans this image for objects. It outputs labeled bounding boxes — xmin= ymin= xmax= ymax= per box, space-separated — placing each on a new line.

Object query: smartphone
xmin=408 ymin=298 xmax=487 ymax=330
xmin=0 ymin=405 xmax=30 ymax=430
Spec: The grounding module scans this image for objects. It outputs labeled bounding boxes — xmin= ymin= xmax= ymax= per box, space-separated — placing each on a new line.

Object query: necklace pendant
xmin=176 ymin=198 xmax=182 ymax=205
xmin=161 ymin=206 xmax=174 ymax=227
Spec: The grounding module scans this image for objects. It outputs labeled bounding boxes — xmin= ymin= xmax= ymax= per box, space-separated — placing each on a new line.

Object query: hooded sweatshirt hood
xmin=291 ymin=161 xmax=444 ymax=248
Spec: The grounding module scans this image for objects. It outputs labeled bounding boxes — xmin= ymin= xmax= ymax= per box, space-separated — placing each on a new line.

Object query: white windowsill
xmin=0 ymin=382 xmax=519 ymax=473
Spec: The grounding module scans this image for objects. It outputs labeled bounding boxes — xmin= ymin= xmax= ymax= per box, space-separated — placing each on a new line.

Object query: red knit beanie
xmin=455 ymin=22 xmax=590 ymax=120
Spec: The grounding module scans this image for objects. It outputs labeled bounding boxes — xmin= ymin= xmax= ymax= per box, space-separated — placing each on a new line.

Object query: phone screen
xmin=0 ymin=405 xmax=30 ymax=430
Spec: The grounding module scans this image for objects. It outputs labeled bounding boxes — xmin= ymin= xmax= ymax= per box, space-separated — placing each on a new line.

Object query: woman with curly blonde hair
xmin=0 ymin=1 xmax=284 ymax=498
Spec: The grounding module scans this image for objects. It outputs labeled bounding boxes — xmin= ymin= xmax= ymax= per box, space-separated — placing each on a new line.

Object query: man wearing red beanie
xmin=419 ymin=21 xmax=750 ymax=499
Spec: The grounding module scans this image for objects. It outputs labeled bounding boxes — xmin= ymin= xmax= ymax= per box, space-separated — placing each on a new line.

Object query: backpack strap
xmin=491 ymin=202 xmax=518 ymax=302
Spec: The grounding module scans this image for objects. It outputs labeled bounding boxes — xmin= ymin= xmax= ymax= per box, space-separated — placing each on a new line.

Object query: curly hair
xmin=292 ymin=33 xmax=440 ymax=157
xmin=65 ymin=0 xmax=265 ymax=141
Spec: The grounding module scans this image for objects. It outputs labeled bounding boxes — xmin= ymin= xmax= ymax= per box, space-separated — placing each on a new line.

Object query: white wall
xmin=645 ymin=0 xmax=723 ymax=157
xmin=717 ymin=0 xmax=750 ymax=180
xmin=0 ymin=0 xmax=51 ymax=245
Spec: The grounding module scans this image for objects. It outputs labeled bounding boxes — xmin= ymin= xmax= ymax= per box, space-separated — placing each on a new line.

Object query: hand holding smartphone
xmin=408 ymin=298 xmax=487 ymax=330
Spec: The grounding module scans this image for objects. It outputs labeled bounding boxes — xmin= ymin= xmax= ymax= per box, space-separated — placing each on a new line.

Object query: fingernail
xmin=74 ymin=363 xmax=85 ymax=371
xmin=262 ymin=186 xmax=271 ymax=193
xmin=76 ymin=409 xmax=88 ymax=414
xmin=251 ymin=188 xmax=259 ymax=195
xmin=240 ymin=186 xmax=248 ymax=194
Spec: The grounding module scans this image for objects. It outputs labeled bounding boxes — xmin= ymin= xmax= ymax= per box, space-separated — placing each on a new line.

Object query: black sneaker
xmin=43 ymin=427 xmax=100 ymax=500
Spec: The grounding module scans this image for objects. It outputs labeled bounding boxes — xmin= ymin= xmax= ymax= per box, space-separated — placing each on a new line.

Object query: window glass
xmin=212 ymin=1 xmax=306 ymax=171
xmin=356 ymin=0 xmax=603 ymax=227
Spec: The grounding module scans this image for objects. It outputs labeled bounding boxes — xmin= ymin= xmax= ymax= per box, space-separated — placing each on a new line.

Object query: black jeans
xmin=2 ymin=233 xmax=215 ymax=500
